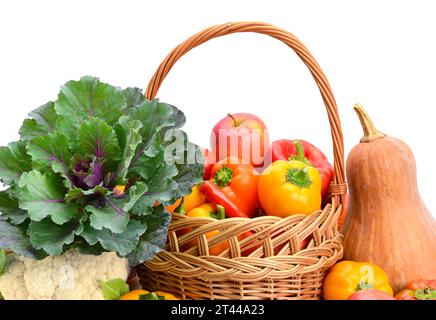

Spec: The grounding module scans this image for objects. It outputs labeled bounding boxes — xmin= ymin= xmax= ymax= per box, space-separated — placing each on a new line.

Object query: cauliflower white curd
xmin=0 ymin=250 xmax=130 ymax=300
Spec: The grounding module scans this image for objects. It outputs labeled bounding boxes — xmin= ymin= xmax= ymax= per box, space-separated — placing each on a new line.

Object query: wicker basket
xmin=136 ymin=21 xmax=347 ymax=300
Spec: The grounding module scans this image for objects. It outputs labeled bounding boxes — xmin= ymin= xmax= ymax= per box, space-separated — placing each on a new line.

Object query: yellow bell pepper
xmin=180 ymin=203 xmax=230 ymax=256
xmin=258 ymin=160 xmax=321 ymax=217
xmin=165 ymin=184 xmax=206 ymax=213
xmin=323 ymin=261 xmax=394 ymax=300
xmin=113 ymin=185 xmax=126 ymax=196
xmin=186 ymin=203 xmax=225 ymax=220
xmin=119 ymin=289 xmax=180 ymax=300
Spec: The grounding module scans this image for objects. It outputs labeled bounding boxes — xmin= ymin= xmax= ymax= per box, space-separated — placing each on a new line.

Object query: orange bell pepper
xmin=165 ymin=184 xmax=206 ymax=214
xmin=323 ymin=261 xmax=394 ymax=300
xmin=119 ymin=289 xmax=179 ymax=300
xmin=208 ymin=158 xmax=259 ymax=218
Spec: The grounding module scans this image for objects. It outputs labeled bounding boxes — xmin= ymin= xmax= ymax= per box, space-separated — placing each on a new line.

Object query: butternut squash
xmin=343 ymin=104 xmax=436 ymax=293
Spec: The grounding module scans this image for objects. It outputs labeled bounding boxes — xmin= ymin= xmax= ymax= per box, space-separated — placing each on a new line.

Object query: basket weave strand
xmin=137 ymin=21 xmax=345 ymax=300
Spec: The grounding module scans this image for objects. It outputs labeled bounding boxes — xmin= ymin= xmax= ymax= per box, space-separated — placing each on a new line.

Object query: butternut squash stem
xmin=353 ymin=103 xmax=386 ymax=143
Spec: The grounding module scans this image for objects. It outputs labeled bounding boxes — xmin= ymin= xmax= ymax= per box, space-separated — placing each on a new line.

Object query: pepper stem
xmin=354 ymin=103 xmax=386 ymax=143
xmin=289 ymin=141 xmax=312 ymax=166
xmin=213 ymin=167 xmax=233 ymax=188
xmin=414 ymin=287 xmax=436 ymax=300
xmin=174 ymin=197 xmax=186 ymax=214
xmin=286 ymin=166 xmax=312 ymax=188
xmin=356 ymin=281 xmax=373 ymax=291
xmin=213 ymin=205 xmax=226 ymax=220
xmin=139 ymin=293 xmax=165 ymax=300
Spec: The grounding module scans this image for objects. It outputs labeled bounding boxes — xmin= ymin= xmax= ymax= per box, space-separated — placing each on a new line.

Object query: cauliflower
xmin=0 ymin=249 xmax=130 ymax=300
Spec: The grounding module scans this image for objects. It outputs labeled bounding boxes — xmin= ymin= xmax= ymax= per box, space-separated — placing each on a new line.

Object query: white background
xmin=1 ymin=0 xmax=435 ymax=218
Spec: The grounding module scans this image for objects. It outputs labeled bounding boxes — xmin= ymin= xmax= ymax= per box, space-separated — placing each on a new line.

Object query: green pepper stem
xmin=294 ymin=141 xmax=305 ymax=162
xmin=215 ymin=205 xmax=226 ymax=220
xmin=414 ymin=288 xmax=436 ymax=300
xmin=213 ymin=167 xmax=233 ymax=188
xmin=286 ymin=166 xmax=313 ymax=188
xmin=174 ymin=197 xmax=186 ymax=214
xmin=209 ymin=205 xmax=226 ymax=220
xmin=139 ymin=293 xmax=165 ymax=300
xmin=289 ymin=141 xmax=312 ymax=166
xmin=356 ymin=281 xmax=373 ymax=291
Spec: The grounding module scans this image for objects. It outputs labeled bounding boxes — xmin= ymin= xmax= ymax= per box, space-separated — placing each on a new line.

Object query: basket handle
xmin=145 ymin=21 xmax=346 ymax=198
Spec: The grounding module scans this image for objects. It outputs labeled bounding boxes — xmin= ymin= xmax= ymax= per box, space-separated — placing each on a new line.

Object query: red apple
xmin=210 ymin=113 xmax=269 ymax=167
xmin=348 ymin=289 xmax=395 ymax=300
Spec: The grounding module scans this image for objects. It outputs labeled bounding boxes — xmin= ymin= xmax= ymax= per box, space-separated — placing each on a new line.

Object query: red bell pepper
xmin=208 ymin=159 xmax=260 ymax=218
xmin=199 ymin=180 xmax=249 ymax=218
xmin=395 ymin=279 xmax=436 ymax=300
xmin=269 ymin=140 xmax=333 ymax=200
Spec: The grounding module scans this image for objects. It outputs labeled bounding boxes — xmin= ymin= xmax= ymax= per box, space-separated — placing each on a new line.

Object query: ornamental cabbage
xmin=0 ymin=76 xmax=204 ymax=265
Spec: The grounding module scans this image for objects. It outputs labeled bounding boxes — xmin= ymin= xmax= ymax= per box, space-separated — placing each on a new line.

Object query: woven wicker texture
xmin=137 ymin=21 xmax=346 ymax=300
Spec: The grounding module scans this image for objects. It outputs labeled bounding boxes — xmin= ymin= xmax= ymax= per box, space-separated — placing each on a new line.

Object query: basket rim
xmin=144 ymin=199 xmax=343 ymax=264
